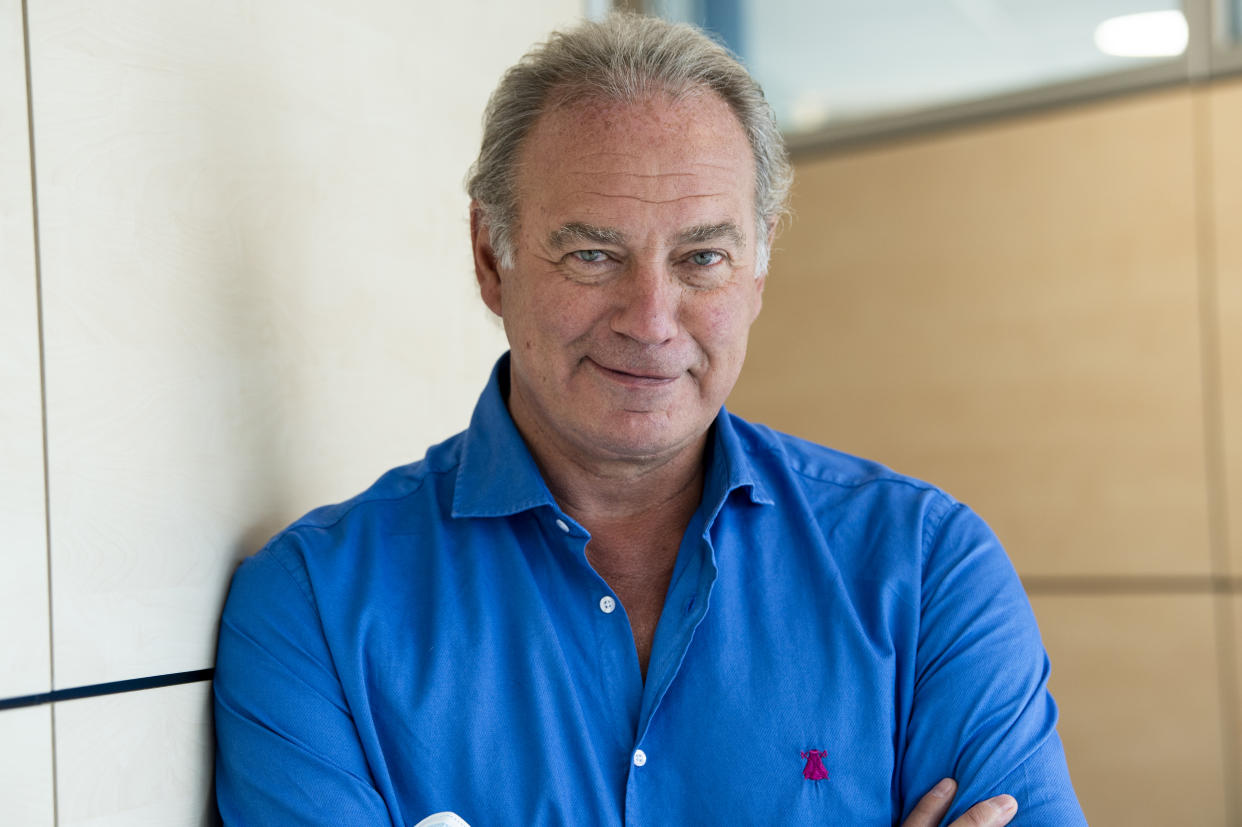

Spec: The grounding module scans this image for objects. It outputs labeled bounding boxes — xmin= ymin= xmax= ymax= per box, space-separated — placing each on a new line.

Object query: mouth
xmin=587 ymin=358 xmax=680 ymax=386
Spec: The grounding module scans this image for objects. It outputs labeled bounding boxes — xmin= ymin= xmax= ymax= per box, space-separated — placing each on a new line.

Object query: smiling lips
xmin=588 ymin=358 xmax=681 ymax=385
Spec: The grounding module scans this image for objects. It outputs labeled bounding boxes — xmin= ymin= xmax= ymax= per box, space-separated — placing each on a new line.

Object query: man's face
xmin=474 ymin=90 xmax=766 ymax=469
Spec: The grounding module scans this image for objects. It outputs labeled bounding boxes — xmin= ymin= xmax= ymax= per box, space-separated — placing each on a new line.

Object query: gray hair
xmin=466 ymin=12 xmax=792 ymax=276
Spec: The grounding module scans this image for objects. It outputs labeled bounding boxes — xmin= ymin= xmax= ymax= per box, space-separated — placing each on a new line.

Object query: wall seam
xmin=1190 ymin=84 xmax=1240 ymax=826
xmin=20 ymin=1 xmax=57 ymax=824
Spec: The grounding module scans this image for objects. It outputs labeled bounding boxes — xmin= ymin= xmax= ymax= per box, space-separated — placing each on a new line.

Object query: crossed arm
xmin=216 ymin=502 xmax=1079 ymax=824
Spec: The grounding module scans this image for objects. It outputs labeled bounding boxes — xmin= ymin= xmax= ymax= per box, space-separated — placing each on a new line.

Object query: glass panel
xmin=649 ymin=0 xmax=1188 ymax=135
xmin=1233 ymin=0 xmax=1242 ymax=42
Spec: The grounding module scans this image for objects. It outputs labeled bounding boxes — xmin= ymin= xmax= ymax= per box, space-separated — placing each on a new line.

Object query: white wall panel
xmin=0 ymin=0 xmax=51 ymax=699
xmin=55 ymin=681 xmax=212 ymax=826
xmin=29 ymin=0 xmax=582 ymax=688
xmin=0 ymin=706 xmax=55 ymax=826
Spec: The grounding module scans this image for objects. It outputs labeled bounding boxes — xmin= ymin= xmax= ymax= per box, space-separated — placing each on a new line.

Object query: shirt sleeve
xmin=213 ymin=539 xmax=394 ymax=826
xmin=899 ymin=502 xmax=1087 ymax=826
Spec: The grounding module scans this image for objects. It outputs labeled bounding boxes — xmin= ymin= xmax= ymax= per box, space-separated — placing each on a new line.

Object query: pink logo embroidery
xmin=801 ymin=749 xmax=829 ymax=781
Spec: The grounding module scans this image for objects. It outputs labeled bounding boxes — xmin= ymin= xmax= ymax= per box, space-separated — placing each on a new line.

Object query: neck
xmin=527 ymin=422 xmax=707 ymax=531
xmin=503 ymin=369 xmax=713 ymax=681
xmin=504 ymin=382 xmax=709 ymax=531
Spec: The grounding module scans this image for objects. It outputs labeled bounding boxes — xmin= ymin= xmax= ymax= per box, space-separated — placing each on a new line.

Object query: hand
xmin=901 ymin=778 xmax=1018 ymax=827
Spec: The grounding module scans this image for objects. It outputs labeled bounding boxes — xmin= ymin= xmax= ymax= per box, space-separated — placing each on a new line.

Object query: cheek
xmin=554 ymin=288 xmax=616 ymax=342
xmin=509 ymin=282 xmax=608 ymax=358
xmin=695 ymin=300 xmax=756 ymax=357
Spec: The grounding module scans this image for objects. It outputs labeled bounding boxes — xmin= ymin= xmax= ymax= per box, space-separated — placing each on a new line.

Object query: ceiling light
xmin=1094 ymin=10 xmax=1188 ymax=58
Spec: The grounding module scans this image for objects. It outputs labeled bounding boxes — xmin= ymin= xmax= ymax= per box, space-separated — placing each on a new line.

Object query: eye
xmin=689 ymin=250 xmax=724 ymax=266
xmin=572 ymin=249 xmax=608 ymax=263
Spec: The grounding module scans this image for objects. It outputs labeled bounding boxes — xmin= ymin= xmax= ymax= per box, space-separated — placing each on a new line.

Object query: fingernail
xmin=931 ymin=777 xmax=955 ymax=798
xmin=993 ymin=795 xmax=1018 ymax=816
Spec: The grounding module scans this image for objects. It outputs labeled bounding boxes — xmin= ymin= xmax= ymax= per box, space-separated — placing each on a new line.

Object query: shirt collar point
xmin=745 ymin=481 xmax=776 ymax=507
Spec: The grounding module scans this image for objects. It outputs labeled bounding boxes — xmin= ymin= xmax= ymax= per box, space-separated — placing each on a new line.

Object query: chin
xmin=582 ymin=414 xmax=701 ymax=460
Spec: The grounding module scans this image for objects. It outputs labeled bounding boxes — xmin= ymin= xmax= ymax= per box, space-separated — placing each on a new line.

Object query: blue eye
xmin=690 ymin=251 xmax=723 ymax=266
xmin=573 ymin=250 xmax=607 ymax=263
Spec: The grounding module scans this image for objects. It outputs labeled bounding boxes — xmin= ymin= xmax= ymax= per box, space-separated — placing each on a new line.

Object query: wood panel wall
xmin=730 ymin=80 xmax=1242 ymax=825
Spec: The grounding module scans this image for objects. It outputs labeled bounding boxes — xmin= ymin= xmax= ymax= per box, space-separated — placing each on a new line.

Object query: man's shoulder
xmin=725 ymin=411 xmax=954 ymax=504
xmin=255 ymin=429 xmax=467 ymax=561
xmin=222 ymin=430 xmax=474 ymax=638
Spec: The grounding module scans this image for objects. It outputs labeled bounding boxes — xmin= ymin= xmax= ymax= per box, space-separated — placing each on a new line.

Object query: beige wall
xmin=1215 ymin=83 xmax=1242 ymax=580
xmin=0 ymin=1 xmax=582 ymax=824
xmin=1213 ymin=78 xmax=1242 ymax=827
xmin=731 ymin=79 xmax=1242 ymax=825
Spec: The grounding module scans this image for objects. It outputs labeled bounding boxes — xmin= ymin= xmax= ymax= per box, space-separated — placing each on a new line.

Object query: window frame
xmin=626 ymin=0 xmax=1242 ymax=154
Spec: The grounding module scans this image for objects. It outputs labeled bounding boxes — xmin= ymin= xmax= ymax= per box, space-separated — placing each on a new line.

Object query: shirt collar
xmin=452 ymin=353 xmax=560 ymax=518
xmin=452 ymin=352 xmax=775 ymax=521
xmin=701 ymin=404 xmax=776 ymax=523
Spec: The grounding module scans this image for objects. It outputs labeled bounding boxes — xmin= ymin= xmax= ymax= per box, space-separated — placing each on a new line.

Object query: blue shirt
xmin=214 ymin=355 xmax=1085 ymax=825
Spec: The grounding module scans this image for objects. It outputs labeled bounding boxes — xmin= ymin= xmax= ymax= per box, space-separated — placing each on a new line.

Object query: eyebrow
xmin=675 ymin=222 xmax=746 ymax=249
xmin=547 ymin=221 xmax=747 ymax=251
xmin=547 ymin=222 xmax=626 ymax=250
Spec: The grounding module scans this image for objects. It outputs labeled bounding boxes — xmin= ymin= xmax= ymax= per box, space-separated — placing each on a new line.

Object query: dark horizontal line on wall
xmin=0 ymin=668 xmax=214 ymax=712
xmin=2 ymin=576 xmax=1239 ymax=710
xmin=1022 ymin=575 xmax=1242 ymax=595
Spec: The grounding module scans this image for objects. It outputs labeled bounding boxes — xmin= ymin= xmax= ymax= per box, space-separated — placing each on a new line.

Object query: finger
xmin=949 ymin=794 xmax=1018 ymax=827
xmin=900 ymin=777 xmax=956 ymax=827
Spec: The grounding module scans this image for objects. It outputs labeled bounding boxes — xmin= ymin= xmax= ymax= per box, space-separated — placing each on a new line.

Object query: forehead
xmin=515 ymin=90 xmax=757 ymax=233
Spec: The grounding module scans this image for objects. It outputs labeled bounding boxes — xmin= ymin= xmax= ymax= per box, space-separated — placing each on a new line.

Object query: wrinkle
xmin=571 ymin=152 xmax=738 ymax=172
xmin=580 ymin=190 xmax=726 ymax=204
xmin=576 ymin=171 xmax=698 ymax=180
xmin=219 ymin=614 xmax=351 ymax=714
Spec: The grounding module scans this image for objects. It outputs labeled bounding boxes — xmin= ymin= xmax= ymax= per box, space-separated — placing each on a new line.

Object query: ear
xmin=749 ymin=220 xmax=776 ymax=320
xmin=750 ymin=273 xmax=765 ymax=323
xmin=471 ymin=201 xmax=504 ymax=317
xmin=761 ymin=217 xmax=778 ymax=280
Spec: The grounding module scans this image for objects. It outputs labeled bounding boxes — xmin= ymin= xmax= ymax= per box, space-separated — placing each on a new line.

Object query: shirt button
xmin=599 ymin=596 xmax=617 ymax=614
xmin=632 ymin=749 xmax=647 ymax=767
xmin=555 ymin=519 xmax=569 ymax=533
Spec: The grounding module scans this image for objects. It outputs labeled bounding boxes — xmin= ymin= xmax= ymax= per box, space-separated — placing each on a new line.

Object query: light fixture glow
xmin=1094 ymin=10 xmax=1188 ymax=58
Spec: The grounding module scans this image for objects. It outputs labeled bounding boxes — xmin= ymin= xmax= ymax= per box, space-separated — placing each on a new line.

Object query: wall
xmin=0 ymin=0 xmax=582 ymax=823
xmin=5 ymin=4 xmax=1237 ymax=825
xmin=729 ymin=80 xmax=1242 ymax=825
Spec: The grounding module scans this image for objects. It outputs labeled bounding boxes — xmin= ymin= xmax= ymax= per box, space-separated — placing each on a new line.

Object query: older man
xmin=215 ymin=14 xmax=1085 ymax=826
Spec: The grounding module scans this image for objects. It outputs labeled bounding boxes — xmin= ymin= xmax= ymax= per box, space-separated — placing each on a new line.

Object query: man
xmin=215 ymin=14 xmax=1085 ymax=826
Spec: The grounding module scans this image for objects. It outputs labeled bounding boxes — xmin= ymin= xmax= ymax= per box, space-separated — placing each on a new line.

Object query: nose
xmin=610 ymin=261 xmax=679 ymax=345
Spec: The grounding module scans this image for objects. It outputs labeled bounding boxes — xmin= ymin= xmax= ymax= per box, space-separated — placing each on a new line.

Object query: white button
xmin=599 ymin=596 xmax=617 ymax=614
xmin=632 ymin=749 xmax=647 ymax=767
xmin=555 ymin=518 xmax=569 ymax=533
